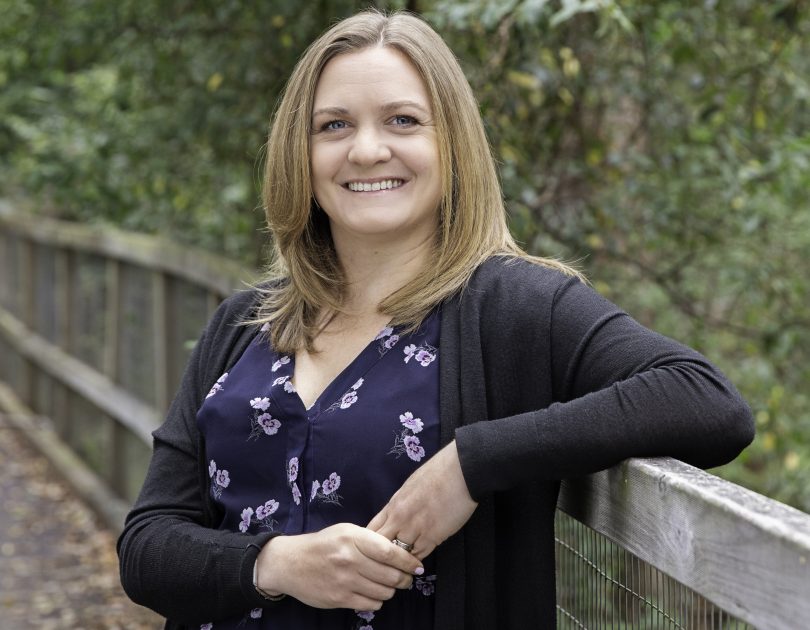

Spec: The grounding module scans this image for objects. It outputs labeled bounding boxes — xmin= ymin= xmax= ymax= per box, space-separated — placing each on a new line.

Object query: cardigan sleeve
xmin=455 ymin=274 xmax=755 ymax=501
xmin=117 ymin=292 xmax=280 ymax=624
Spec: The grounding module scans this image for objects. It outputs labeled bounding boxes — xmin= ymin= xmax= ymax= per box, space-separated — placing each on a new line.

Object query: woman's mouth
xmin=346 ymin=179 xmax=405 ymax=192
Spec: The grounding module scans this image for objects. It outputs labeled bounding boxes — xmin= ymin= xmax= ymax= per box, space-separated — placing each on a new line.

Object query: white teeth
xmin=347 ymin=179 xmax=403 ymax=192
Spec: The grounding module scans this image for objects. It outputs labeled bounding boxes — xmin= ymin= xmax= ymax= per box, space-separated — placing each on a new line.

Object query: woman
xmin=117 ymin=9 xmax=754 ymax=629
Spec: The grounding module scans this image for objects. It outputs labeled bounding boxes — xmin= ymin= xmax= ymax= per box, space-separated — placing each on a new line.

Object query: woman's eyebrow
xmin=311 ymin=101 xmax=431 ymax=120
xmin=311 ymin=106 xmax=349 ymax=119
xmin=380 ymin=100 xmax=431 ymax=115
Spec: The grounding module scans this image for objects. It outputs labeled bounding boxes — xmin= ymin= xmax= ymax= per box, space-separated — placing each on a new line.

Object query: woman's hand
xmin=255 ymin=523 xmax=423 ymax=611
xmin=368 ymin=440 xmax=478 ymax=560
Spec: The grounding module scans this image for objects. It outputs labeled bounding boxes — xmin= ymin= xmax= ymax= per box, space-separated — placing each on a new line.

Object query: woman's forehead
xmin=312 ymin=47 xmax=432 ymax=114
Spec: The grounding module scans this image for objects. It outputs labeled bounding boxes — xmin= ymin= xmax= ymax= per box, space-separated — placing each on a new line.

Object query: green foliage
xmin=0 ymin=0 xmax=395 ymax=262
xmin=1 ymin=0 xmax=808 ymax=510
xmin=433 ymin=0 xmax=810 ymax=509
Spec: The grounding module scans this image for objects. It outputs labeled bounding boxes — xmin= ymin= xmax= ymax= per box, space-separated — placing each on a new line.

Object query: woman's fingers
xmin=368 ymin=441 xmax=477 ymax=560
xmin=255 ymin=523 xmax=422 ymax=610
xmin=366 ymin=510 xmax=387 ymax=532
xmin=354 ymin=527 xmax=424 ymax=577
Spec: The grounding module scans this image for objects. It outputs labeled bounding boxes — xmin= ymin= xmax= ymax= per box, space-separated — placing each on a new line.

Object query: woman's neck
xmin=333 ymin=231 xmax=434 ymax=315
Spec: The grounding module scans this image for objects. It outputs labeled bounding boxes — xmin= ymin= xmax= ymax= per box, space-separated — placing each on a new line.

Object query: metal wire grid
xmin=554 ymin=510 xmax=755 ymax=630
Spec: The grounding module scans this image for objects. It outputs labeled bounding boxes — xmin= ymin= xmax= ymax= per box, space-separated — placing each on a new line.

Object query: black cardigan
xmin=117 ymin=257 xmax=754 ymax=629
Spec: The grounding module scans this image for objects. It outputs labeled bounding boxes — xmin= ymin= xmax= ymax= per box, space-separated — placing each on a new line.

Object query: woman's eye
xmin=392 ymin=115 xmax=417 ymax=127
xmin=323 ymin=120 xmax=347 ymax=131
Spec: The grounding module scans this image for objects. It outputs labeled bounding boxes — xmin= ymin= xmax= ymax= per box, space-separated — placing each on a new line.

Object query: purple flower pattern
xmin=239 ymin=499 xmax=280 ymax=533
xmin=205 ymin=372 xmax=228 ymax=399
xmin=353 ymin=610 xmax=375 ymax=630
xmin=389 ymin=411 xmax=427 ymax=462
xmin=413 ymin=574 xmax=437 ymax=596
xmin=208 ymin=461 xmax=231 ymax=500
xmin=310 ymin=471 xmax=343 ymax=506
xmin=248 ymin=396 xmax=282 ymax=441
xmin=403 ymin=343 xmax=437 ymax=367
xmin=376 ymin=326 xmax=400 ymax=356
xmin=403 ymin=435 xmax=426 ymax=462
xmin=325 ymin=377 xmax=364 ymax=413
xmin=288 ymin=458 xmax=301 ymax=505
xmin=239 ymin=507 xmax=253 ymax=533
xmin=249 ymin=397 xmax=270 ymax=411
xmin=271 ymin=355 xmax=290 ymax=372
xmin=273 ymin=375 xmax=297 ymax=394
xmin=374 ymin=327 xmax=394 ymax=340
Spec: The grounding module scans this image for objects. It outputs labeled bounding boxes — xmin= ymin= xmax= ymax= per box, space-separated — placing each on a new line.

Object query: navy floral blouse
xmin=196 ymin=309 xmax=441 ymax=630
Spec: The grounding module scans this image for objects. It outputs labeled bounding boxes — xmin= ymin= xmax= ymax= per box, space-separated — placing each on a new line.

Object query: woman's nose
xmin=348 ymin=126 xmax=392 ymax=165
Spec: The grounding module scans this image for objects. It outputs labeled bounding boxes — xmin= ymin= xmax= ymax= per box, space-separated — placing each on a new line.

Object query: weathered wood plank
xmin=152 ymin=271 xmax=169 ymax=413
xmin=103 ymin=258 xmax=120 ymax=381
xmin=558 ymin=457 xmax=810 ymax=629
xmin=0 ymin=307 xmax=160 ymax=445
xmin=0 ymin=202 xmax=252 ymax=298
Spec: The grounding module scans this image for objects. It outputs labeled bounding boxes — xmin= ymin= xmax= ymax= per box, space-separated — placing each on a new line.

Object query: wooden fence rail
xmin=1 ymin=202 xmax=808 ymax=629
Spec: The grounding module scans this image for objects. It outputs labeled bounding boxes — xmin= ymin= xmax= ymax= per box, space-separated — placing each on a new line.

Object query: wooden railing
xmin=0 ymin=201 xmax=253 ymax=506
xmin=1 ymin=203 xmax=808 ymax=629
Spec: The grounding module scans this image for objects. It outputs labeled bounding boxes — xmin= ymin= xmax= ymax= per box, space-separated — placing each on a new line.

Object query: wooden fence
xmin=1 ymin=203 xmax=808 ymax=629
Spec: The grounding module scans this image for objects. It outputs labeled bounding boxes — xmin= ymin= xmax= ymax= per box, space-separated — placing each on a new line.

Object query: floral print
xmin=273 ymin=375 xmax=296 ymax=394
xmin=249 ymin=397 xmax=270 ymax=411
xmin=238 ymin=507 xmax=253 ymax=533
xmin=196 ymin=309 xmax=441 ymax=629
xmin=248 ymin=392 xmax=282 ymax=442
xmin=326 ymin=377 xmax=364 ymax=413
xmin=208 ymin=461 xmax=230 ymax=499
xmin=248 ymin=409 xmax=281 ymax=441
xmin=403 ymin=435 xmax=426 ymax=462
xmin=375 ymin=327 xmax=394 ymax=340
xmin=389 ymin=412 xmax=426 ymax=462
xmin=376 ymin=326 xmax=400 ymax=356
xmin=288 ymin=457 xmax=301 ymax=505
xmin=239 ymin=499 xmax=280 ymax=532
xmin=399 ymin=411 xmax=423 ymax=433
xmin=206 ymin=372 xmax=228 ymax=399
xmin=354 ymin=610 xmax=375 ymax=629
xmin=413 ymin=575 xmax=437 ymax=596
xmin=287 ymin=458 xmax=299 ymax=484
xmin=310 ymin=471 xmax=342 ymax=506
xmin=403 ymin=343 xmax=437 ymax=367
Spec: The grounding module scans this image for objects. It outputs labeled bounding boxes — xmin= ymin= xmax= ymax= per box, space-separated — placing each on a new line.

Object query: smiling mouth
xmin=346 ymin=179 xmax=405 ymax=192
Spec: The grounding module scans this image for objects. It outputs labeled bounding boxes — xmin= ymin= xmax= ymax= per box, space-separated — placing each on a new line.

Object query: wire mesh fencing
xmin=555 ymin=510 xmax=755 ymax=629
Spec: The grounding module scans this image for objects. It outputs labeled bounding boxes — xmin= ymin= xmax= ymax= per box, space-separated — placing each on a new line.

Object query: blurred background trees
xmin=1 ymin=0 xmax=808 ymax=510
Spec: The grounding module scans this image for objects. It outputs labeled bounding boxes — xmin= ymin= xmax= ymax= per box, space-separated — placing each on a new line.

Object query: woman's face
xmin=310 ymin=46 xmax=442 ymax=248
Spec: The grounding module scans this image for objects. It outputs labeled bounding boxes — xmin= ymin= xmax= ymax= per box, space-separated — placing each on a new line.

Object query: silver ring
xmin=392 ymin=538 xmax=414 ymax=552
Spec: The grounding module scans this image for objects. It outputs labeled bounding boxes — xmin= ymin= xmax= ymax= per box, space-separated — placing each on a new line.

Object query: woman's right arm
xmin=117 ymin=298 xmax=279 ymax=623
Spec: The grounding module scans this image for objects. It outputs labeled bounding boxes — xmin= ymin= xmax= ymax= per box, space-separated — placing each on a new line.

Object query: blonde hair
xmin=255 ymin=9 xmax=580 ymax=352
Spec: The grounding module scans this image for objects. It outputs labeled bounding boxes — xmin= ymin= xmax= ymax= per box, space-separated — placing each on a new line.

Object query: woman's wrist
xmin=253 ymin=537 xmax=287 ymax=601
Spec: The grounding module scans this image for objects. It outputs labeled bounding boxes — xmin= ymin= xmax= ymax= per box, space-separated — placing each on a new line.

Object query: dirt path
xmin=0 ymin=413 xmax=162 ymax=629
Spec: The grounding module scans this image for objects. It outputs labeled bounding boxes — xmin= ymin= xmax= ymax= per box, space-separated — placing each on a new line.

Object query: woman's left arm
xmin=370 ymin=275 xmax=755 ymax=557
xmin=454 ymin=276 xmax=755 ymax=499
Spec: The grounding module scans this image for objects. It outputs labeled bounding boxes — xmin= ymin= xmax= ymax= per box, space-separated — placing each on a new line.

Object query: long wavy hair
xmin=252 ymin=9 xmax=580 ymax=353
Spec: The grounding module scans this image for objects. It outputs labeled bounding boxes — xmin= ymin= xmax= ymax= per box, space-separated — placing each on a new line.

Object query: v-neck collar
xmin=272 ymin=325 xmax=399 ymax=422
